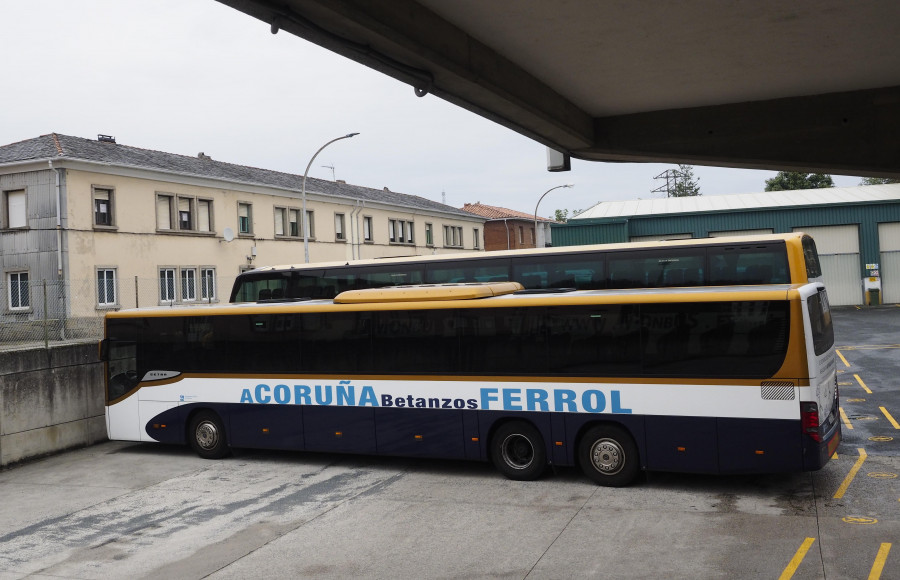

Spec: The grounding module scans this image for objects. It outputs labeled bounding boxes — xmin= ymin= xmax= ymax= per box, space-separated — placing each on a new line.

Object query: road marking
xmin=855 ymin=374 xmax=873 ymax=394
xmin=869 ymin=436 xmax=894 ymax=442
xmin=866 ymin=473 xmax=898 ymax=479
xmin=778 ymin=537 xmax=815 ymax=580
xmin=842 ymin=516 xmax=878 ymax=525
xmin=845 ymin=398 xmax=867 ymax=402
xmin=836 ymin=349 xmax=851 ymax=367
xmin=834 ymin=448 xmax=867 ymax=499
xmin=868 ymin=543 xmax=892 ymax=580
xmin=839 ymin=344 xmax=900 ymax=350
xmin=840 ymin=407 xmax=854 ymax=430
xmin=880 ymin=407 xmax=900 ymax=429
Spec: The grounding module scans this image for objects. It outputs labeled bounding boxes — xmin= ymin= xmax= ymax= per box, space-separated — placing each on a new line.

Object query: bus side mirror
xmin=98 ymin=338 xmax=109 ymax=362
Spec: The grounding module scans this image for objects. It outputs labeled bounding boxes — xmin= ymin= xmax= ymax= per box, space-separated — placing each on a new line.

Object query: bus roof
xmin=243 ymin=232 xmax=808 ymax=274
xmin=107 ymin=283 xmax=810 ymax=319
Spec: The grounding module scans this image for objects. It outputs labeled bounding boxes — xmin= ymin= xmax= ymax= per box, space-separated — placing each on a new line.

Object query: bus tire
xmin=188 ymin=411 xmax=230 ymax=459
xmin=490 ymin=421 xmax=547 ymax=481
xmin=578 ymin=425 xmax=639 ymax=487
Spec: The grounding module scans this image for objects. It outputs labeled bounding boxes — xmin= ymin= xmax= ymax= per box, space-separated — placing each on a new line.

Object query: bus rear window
xmin=802 ymin=236 xmax=823 ymax=279
xmin=807 ymin=289 xmax=834 ymax=355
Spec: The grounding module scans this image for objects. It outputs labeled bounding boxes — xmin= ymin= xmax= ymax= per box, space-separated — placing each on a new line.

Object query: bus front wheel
xmin=578 ymin=425 xmax=639 ymax=487
xmin=490 ymin=421 xmax=547 ymax=481
xmin=188 ymin=411 xmax=230 ymax=459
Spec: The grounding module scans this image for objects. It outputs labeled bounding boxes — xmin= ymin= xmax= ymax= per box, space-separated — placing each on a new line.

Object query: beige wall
xmin=64 ymin=169 xmax=483 ymax=314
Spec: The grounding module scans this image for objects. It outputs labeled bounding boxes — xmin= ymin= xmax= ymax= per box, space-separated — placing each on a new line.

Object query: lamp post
xmin=302 ymin=133 xmax=360 ymax=263
xmin=534 ymin=184 xmax=574 ymax=248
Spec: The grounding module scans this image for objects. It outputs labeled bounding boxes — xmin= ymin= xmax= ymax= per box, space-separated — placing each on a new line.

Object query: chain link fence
xmin=0 ymin=275 xmax=237 ymax=350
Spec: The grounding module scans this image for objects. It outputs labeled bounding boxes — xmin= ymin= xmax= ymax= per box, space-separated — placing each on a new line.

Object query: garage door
xmin=793 ymin=225 xmax=862 ymax=306
xmin=708 ymin=229 xmax=774 ymax=237
xmin=879 ymin=222 xmax=900 ymax=304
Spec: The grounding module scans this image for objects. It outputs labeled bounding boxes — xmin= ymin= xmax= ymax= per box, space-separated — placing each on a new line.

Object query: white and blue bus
xmin=103 ymin=281 xmax=839 ymax=486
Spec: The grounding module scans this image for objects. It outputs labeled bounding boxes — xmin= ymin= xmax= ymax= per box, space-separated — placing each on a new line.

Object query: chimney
xmin=198 ymin=152 xmax=211 ymax=160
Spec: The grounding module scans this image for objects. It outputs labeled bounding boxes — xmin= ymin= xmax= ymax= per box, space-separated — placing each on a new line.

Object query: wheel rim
xmin=588 ymin=438 xmax=624 ymax=475
xmin=500 ymin=433 xmax=534 ymax=470
xmin=195 ymin=420 xmax=220 ymax=450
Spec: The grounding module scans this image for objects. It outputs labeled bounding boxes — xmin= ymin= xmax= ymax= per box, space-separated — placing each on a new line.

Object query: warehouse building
xmin=551 ymin=184 xmax=900 ymax=306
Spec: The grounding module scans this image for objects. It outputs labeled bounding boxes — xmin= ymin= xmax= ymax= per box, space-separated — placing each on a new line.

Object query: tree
xmin=859 ymin=176 xmax=900 ymax=185
xmin=764 ymin=172 xmax=834 ymax=191
xmin=553 ymin=208 xmax=582 ymax=222
xmin=670 ymin=164 xmax=701 ymax=197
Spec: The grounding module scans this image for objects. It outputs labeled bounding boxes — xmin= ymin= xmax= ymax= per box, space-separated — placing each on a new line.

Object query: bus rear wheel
xmin=490 ymin=421 xmax=547 ymax=481
xmin=189 ymin=411 xmax=230 ymax=459
xmin=578 ymin=425 xmax=639 ymax=487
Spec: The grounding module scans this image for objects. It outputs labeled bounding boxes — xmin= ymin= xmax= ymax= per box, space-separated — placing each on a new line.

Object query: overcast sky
xmin=1 ymin=0 xmax=862 ymax=218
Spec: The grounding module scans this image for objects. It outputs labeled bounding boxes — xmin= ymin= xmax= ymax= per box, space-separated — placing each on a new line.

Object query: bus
xmin=103 ymin=281 xmax=840 ymax=487
xmin=230 ymin=233 xmax=823 ymax=303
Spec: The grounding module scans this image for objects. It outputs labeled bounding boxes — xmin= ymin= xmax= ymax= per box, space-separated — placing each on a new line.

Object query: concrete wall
xmin=0 ymin=342 xmax=107 ymax=467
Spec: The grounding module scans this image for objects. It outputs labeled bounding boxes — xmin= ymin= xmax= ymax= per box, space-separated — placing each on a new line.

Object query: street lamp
xmin=534 ymin=184 xmax=574 ymax=248
xmin=302 ymin=133 xmax=360 ymax=262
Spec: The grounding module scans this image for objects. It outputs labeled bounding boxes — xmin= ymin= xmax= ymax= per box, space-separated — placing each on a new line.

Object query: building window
xmin=425 ymin=223 xmax=434 ymax=246
xmin=159 ymin=268 xmax=176 ymax=302
xmin=238 ymin=203 xmax=252 ymax=235
xmin=178 ymin=197 xmax=193 ymax=230
xmin=97 ymin=269 xmax=117 ymax=306
xmin=198 ymin=199 xmax=213 ymax=232
xmin=289 ymin=209 xmax=300 ymax=237
xmin=474 ymin=228 xmax=481 ymax=249
xmin=335 ymin=213 xmax=346 ymax=241
xmin=3 ymin=189 xmax=27 ymax=229
xmin=156 ymin=194 xmax=173 ymax=230
xmin=304 ymin=210 xmax=315 ymax=239
xmin=274 ymin=207 xmax=286 ymax=236
xmin=201 ymin=268 xmax=216 ymax=301
xmin=93 ymin=187 xmax=114 ymax=227
xmin=7 ymin=271 xmax=29 ymax=310
xmin=181 ymin=268 xmax=197 ymax=302
xmin=389 ymin=219 xmax=414 ymax=244
xmin=518 ymin=226 xmax=524 ymax=245
xmin=444 ymin=225 xmax=463 ymax=248
xmin=363 ymin=216 xmax=373 ymax=242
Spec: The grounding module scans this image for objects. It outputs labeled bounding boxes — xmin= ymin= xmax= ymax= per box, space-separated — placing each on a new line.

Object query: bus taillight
xmin=801 ymin=402 xmax=821 ymax=442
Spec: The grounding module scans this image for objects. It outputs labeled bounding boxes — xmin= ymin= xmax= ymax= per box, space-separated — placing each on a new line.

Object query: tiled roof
xmin=0 ymin=133 xmax=479 ymax=219
xmin=461 ymin=202 xmax=556 ymax=222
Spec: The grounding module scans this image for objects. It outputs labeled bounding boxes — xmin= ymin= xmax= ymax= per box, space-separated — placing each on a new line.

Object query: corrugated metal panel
xmin=629 ymin=233 xmax=691 ymax=241
xmin=575 ymin=184 xmax=900 ymax=220
xmin=878 ymin=222 xmax=900 ymax=252
xmin=881 ymin=251 xmax=900 ymax=304
xmin=819 ymin=254 xmax=863 ymax=306
xmin=793 ymin=225 xmax=859 ymax=255
xmin=708 ymin=229 xmax=774 ymax=237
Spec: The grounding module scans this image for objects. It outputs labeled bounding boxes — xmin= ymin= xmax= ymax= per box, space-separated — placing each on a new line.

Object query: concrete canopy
xmin=215 ymin=0 xmax=900 ymax=178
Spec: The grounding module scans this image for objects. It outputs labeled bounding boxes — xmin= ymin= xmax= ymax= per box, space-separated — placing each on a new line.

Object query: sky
xmin=0 ymin=0 xmax=863 ymax=218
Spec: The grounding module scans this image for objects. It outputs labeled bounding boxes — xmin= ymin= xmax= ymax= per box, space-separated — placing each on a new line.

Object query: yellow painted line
xmin=836 ymin=349 xmax=850 ymax=367
xmin=839 ymin=345 xmax=900 ymax=350
xmin=834 ymin=448 xmax=867 ymax=499
xmin=880 ymin=407 xmax=900 ymax=430
xmin=839 ymin=408 xmax=854 ymax=430
xmin=855 ymin=374 xmax=873 ymax=394
xmin=868 ymin=543 xmax=892 ymax=580
xmin=779 ymin=537 xmax=816 ymax=580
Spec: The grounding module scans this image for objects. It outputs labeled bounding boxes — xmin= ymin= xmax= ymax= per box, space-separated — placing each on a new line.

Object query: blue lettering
xmin=502 ymin=389 xmax=523 ymax=411
xmin=240 ymin=388 xmax=253 ymax=403
xmin=395 ymin=396 xmax=406 ymax=407
xmin=315 ymin=385 xmax=333 ymax=405
xmin=274 ymin=384 xmax=290 ymax=404
xmin=554 ymin=389 xmax=577 ymax=412
xmin=381 ymin=394 xmax=393 ymax=407
xmin=480 ymin=388 xmax=499 ymax=410
xmin=294 ymin=385 xmax=311 ymax=405
xmin=359 ymin=386 xmax=379 ymax=407
xmin=337 ymin=381 xmax=355 ymax=406
xmin=255 ymin=384 xmax=271 ymax=404
xmin=525 ymin=389 xmax=549 ymax=411
xmin=582 ymin=390 xmax=606 ymax=413
xmin=611 ymin=390 xmax=632 ymax=414
xmin=467 ymin=398 xmax=478 ymax=409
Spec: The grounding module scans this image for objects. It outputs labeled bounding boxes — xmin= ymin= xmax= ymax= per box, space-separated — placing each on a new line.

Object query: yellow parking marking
xmin=880 ymin=407 xmax=900 ymax=430
xmin=778 ymin=537 xmax=816 ymax=580
xmin=834 ymin=448 xmax=867 ymax=499
xmin=836 ymin=349 xmax=850 ymax=367
xmin=839 ymin=344 xmax=900 ymax=350
xmin=868 ymin=543 xmax=892 ymax=580
xmin=855 ymin=374 xmax=873 ymax=394
xmin=840 ymin=407 xmax=854 ymax=430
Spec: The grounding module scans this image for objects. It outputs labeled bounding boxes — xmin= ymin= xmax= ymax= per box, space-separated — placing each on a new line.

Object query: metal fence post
xmin=135 ymin=276 xmax=139 ymax=309
xmin=43 ymin=280 xmax=49 ymax=349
